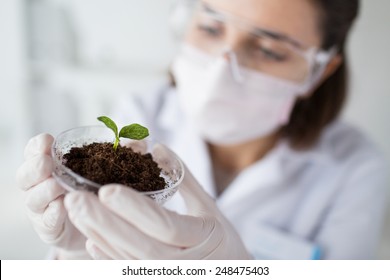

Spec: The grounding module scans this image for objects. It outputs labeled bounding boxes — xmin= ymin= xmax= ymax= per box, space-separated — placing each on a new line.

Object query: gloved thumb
xmin=152 ymin=144 xmax=215 ymax=216
xmin=179 ymin=163 xmax=217 ymax=215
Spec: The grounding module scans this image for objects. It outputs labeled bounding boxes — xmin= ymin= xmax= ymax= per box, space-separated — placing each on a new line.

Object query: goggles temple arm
xmin=300 ymin=46 xmax=338 ymax=93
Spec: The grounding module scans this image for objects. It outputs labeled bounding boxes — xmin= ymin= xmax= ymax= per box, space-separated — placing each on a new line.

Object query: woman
xmin=17 ymin=0 xmax=388 ymax=259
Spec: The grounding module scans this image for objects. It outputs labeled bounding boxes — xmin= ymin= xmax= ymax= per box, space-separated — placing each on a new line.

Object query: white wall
xmin=344 ymin=0 xmax=390 ymax=259
xmin=26 ymin=0 xmax=178 ymax=136
xmin=0 ymin=0 xmax=389 ymax=259
xmin=0 ymin=0 xmax=50 ymax=260
xmin=345 ymin=0 xmax=390 ymax=165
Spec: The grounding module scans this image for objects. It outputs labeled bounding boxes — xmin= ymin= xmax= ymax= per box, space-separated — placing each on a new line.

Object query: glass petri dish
xmin=51 ymin=125 xmax=184 ymax=205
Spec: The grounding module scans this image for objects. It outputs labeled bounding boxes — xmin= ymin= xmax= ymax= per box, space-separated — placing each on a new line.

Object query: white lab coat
xmin=115 ymin=82 xmax=389 ymax=260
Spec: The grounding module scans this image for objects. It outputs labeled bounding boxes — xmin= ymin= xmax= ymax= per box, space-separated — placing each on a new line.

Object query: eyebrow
xmin=201 ymin=3 xmax=304 ymax=49
xmin=202 ymin=4 xmax=225 ymax=19
xmin=252 ymin=28 xmax=303 ymax=48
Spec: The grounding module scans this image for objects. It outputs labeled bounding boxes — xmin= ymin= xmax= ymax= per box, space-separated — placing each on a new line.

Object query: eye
xmin=257 ymin=47 xmax=287 ymax=62
xmin=197 ymin=24 xmax=223 ymax=37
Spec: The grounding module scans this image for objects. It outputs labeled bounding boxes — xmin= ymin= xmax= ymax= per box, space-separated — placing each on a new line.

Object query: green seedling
xmin=97 ymin=116 xmax=149 ymax=151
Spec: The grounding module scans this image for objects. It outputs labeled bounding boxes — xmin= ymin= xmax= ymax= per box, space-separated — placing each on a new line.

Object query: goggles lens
xmin=184 ymin=2 xmax=323 ymax=85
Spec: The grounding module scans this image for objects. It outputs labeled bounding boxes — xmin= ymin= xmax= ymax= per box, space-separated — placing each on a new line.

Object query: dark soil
xmin=63 ymin=142 xmax=166 ymax=192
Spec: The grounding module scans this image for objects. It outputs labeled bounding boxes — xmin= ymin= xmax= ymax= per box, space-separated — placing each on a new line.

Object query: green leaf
xmin=119 ymin=123 xmax=149 ymax=140
xmin=97 ymin=116 xmax=118 ymax=138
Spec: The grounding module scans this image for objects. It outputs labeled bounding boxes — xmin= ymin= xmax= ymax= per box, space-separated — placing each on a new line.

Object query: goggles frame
xmin=170 ymin=0 xmax=338 ymax=91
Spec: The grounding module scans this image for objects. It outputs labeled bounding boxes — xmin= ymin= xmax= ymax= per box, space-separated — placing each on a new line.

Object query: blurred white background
xmin=0 ymin=0 xmax=389 ymax=259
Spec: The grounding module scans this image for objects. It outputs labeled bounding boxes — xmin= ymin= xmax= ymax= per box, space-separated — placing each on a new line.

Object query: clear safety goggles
xmin=171 ymin=0 xmax=337 ymax=87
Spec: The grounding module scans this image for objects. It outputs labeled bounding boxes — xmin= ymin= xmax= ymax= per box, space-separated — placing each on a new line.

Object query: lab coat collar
xmin=217 ymin=139 xmax=333 ymax=208
xmin=217 ymin=140 xmax=286 ymax=207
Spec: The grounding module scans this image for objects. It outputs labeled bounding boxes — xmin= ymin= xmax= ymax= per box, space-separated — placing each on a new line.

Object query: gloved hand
xmin=64 ymin=144 xmax=253 ymax=259
xmin=16 ymin=134 xmax=89 ymax=259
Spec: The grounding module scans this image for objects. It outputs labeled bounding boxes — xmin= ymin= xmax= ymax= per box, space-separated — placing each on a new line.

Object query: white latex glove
xmin=64 ymin=144 xmax=252 ymax=260
xmin=16 ymin=134 xmax=89 ymax=259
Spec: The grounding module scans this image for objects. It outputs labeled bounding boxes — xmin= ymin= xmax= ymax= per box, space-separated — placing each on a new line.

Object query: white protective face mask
xmin=171 ymin=44 xmax=309 ymax=145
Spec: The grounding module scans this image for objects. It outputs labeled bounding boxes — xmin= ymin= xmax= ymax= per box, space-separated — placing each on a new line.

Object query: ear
xmin=301 ymin=54 xmax=343 ymax=99
xmin=320 ymin=54 xmax=343 ymax=83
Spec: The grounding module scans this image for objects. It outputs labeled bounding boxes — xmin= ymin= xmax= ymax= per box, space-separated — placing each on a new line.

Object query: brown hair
xmin=282 ymin=0 xmax=360 ymax=149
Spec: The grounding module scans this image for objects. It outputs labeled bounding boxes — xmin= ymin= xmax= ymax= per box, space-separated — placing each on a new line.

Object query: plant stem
xmin=113 ymin=137 xmax=119 ymax=151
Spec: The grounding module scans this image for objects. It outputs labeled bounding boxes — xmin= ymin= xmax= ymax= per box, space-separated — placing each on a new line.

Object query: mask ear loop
xmin=222 ymin=48 xmax=244 ymax=84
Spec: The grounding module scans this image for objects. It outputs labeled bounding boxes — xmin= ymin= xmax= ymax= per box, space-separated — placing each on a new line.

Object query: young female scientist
xmin=17 ymin=0 xmax=388 ymax=259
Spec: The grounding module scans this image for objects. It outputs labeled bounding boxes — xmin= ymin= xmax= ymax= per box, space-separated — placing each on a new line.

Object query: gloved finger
xmin=98 ymin=185 xmax=215 ymax=248
xmin=28 ymin=197 xmax=67 ymax=244
xmin=121 ymin=139 xmax=148 ymax=154
xmin=151 ymin=144 xmax=215 ymax=215
xmin=16 ymin=154 xmax=54 ymax=191
xmin=42 ymin=197 xmax=67 ymax=232
xmin=151 ymin=143 xmax=177 ymax=172
xmin=25 ymin=177 xmax=66 ymax=213
xmin=86 ymin=239 xmax=116 ymax=260
xmin=24 ymin=133 xmax=54 ymax=159
xmin=179 ymin=163 xmax=216 ymax=215
xmin=64 ymin=191 xmax=181 ymax=259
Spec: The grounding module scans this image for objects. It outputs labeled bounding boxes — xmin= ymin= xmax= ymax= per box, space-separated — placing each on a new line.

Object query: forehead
xmin=201 ymin=0 xmax=322 ymax=47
